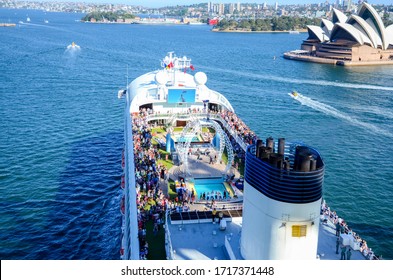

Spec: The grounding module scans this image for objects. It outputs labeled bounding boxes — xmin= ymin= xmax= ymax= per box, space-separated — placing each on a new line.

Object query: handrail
xmin=165 ymin=209 xmax=175 ymax=260
xmin=141 ymin=111 xmax=249 ymax=152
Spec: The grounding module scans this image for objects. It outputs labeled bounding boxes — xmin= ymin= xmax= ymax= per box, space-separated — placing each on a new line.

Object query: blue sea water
xmin=0 ymin=9 xmax=392 ymax=260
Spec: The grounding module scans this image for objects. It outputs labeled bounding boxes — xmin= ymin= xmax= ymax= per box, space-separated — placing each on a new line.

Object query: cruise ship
xmin=119 ymin=52 xmax=378 ymax=260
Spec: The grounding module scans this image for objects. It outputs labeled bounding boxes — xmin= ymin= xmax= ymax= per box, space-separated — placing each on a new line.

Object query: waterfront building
xmin=284 ymin=3 xmax=393 ymax=66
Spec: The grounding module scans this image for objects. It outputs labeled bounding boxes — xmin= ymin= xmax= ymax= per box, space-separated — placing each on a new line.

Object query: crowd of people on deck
xmin=128 ymin=107 xmax=381 ymax=260
xmin=174 ymin=179 xmax=196 ymax=205
xmin=139 ymin=107 xmax=259 ymax=153
xmin=129 ymin=107 xmax=259 ymax=259
xmin=199 ymin=190 xmax=229 ymax=201
xmin=321 ymin=201 xmax=380 ymax=260
xmin=132 ymin=108 xmax=171 ymax=259
xmin=219 ymin=110 xmax=258 ymax=147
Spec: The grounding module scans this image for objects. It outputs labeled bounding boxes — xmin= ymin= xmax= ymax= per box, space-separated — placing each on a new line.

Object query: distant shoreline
xmin=211 ymin=28 xmax=307 ymax=33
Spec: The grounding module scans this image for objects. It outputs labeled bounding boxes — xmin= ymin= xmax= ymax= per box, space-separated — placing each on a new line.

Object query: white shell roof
xmin=347 ymin=15 xmax=383 ymax=48
xmin=332 ymin=8 xmax=348 ymax=24
xmin=307 ymin=25 xmax=329 ymax=42
xmin=320 ymin=19 xmax=334 ymax=37
xmin=386 ymin=25 xmax=393 ymax=47
xmin=357 ymin=2 xmax=389 ymax=50
xmin=330 ymin=23 xmax=372 ymax=46
xmin=313 ymin=3 xmax=393 ymax=50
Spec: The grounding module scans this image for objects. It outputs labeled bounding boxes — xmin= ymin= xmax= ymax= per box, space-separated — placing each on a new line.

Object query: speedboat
xmin=67 ymin=42 xmax=80 ymax=50
xmin=290 ymin=90 xmax=299 ymax=99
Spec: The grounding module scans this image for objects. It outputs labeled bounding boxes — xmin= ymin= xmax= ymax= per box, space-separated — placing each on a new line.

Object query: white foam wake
xmin=200 ymin=66 xmax=393 ymax=92
xmin=288 ymin=92 xmax=393 ymax=139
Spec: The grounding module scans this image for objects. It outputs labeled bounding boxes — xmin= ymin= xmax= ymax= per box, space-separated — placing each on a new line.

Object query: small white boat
xmin=118 ymin=89 xmax=126 ymax=99
xmin=44 ymin=20 xmax=49 ymax=24
xmin=26 ymin=17 xmax=30 ymax=22
xmin=67 ymin=42 xmax=80 ymax=50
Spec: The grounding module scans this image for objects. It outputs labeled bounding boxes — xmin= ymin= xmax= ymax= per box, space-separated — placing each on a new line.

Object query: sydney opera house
xmin=284 ymin=3 xmax=393 ymax=66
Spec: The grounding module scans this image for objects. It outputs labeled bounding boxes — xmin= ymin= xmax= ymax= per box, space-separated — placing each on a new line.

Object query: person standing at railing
xmin=346 ymin=248 xmax=352 ymax=260
xmin=340 ymin=245 xmax=347 ymax=260
xmin=212 ymin=208 xmax=217 ymax=223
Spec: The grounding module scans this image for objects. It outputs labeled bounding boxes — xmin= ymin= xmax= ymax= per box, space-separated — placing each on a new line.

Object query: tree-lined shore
xmin=214 ymin=17 xmax=321 ymax=32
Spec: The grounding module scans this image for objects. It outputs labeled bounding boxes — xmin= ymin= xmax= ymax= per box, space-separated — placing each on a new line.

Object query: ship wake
xmin=289 ymin=92 xmax=393 ymax=139
xmin=200 ymin=66 xmax=393 ymax=92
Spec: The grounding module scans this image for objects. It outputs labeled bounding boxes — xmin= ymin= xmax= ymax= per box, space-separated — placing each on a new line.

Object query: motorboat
xmin=290 ymin=90 xmax=299 ymax=99
xmin=67 ymin=42 xmax=80 ymax=50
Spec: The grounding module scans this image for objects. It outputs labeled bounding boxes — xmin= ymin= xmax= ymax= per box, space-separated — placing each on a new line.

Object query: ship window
xmin=292 ymin=225 xmax=307 ymax=237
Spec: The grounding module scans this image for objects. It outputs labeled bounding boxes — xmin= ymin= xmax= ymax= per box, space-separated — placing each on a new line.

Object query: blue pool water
xmin=174 ymin=135 xmax=200 ymax=142
xmin=194 ymin=178 xmax=227 ymax=200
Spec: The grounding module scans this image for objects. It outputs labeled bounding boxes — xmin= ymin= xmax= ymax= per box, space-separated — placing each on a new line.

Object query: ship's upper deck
xmin=128 ymin=52 xmax=234 ymax=114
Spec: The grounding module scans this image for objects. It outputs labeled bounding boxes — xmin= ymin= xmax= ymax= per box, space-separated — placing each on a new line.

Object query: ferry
xmin=119 ymin=52 xmax=379 ymax=260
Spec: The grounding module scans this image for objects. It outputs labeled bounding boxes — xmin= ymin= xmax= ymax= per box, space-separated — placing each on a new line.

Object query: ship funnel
xmin=255 ymin=139 xmax=264 ymax=158
xmin=269 ymin=153 xmax=284 ymax=169
xmin=310 ymin=158 xmax=317 ymax=171
xmin=278 ymin=138 xmax=285 ymax=156
xmin=258 ymin=146 xmax=272 ymax=162
xmin=266 ymin=136 xmax=274 ymax=152
xmin=294 ymin=146 xmax=314 ymax=172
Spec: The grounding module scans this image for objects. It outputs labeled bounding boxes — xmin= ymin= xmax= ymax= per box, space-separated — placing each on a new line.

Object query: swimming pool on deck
xmin=193 ymin=177 xmax=233 ymax=200
xmin=173 ymin=134 xmax=202 ymax=143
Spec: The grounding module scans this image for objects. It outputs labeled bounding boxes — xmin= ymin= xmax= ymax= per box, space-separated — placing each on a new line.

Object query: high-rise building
xmin=218 ymin=3 xmax=224 ymax=15
xmin=347 ymin=0 xmax=352 ymax=12
xmin=229 ymin=3 xmax=235 ymax=14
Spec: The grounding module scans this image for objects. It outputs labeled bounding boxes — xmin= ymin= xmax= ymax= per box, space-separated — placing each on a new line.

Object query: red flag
xmin=190 ymin=65 xmax=195 ymax=71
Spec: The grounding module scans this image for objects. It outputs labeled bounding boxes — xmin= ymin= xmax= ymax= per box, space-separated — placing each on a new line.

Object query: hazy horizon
xmin=22 ymin=0 xmax=393 ymax=9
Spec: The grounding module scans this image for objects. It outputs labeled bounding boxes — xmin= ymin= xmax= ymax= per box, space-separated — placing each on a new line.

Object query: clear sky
xmin=52 ymin=1 xmax=392 ymax=9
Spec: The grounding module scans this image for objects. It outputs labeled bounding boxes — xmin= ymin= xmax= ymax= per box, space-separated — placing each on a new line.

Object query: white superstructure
xmin=241 ymin=184 xmax=321 ymax=259
xmin=121 ymin=53 xmax=371 ymax=261
xmin=128 ymin=52 xmax=234 ymax=114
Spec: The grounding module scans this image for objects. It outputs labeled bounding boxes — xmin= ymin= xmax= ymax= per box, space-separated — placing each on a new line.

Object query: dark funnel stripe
xmin=245 ymin=145 xmax=324 ymax=204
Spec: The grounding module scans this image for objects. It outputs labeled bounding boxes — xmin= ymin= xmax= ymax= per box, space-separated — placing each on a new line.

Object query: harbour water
xmin=0 ymin=9 xmax=392 ymax=260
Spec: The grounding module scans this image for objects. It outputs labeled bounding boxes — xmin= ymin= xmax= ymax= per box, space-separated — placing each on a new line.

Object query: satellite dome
xmin=155 ymin=71 xmax=167 ymax=85
xmin=194 ymin=72 xmax=207 ymax=85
